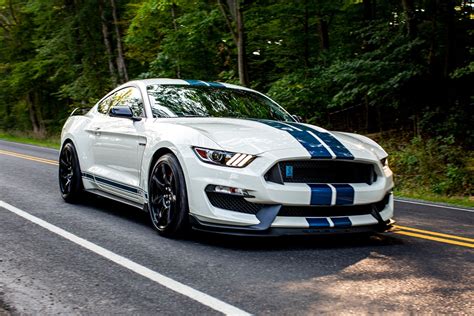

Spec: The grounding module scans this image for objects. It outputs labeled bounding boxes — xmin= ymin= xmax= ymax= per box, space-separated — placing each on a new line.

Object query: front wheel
xmin=148 ymin=153 xmax=190 ymax=237
xmin=59 ymin=142 xmax=84 ymax=203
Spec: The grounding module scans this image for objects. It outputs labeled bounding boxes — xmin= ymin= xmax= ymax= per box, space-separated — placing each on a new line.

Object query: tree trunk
xmin=171 ymin=3 xmax=181 ymax=78
xmin=443 ymin=0 xmax=455 ymax=77
xmin=364 ymin=95 xmax=369 ymax=133
xmin=303 ymin=0 xmax=310 ymax=68
xmin=217 ymin=0 xmax=249 ymax=86
xmin=318 ymin=18 xmax=329 ymax=50
xmin=26 ymin=92 xmax=45 ymax=137
xmin=427 ymin=0 xmax=438 ymax=75
xmin=402 ymin=0 xmax=417 ymax=38
xmin=236 ymin=1 xmax=249 ymax=86
xmin=110 ymin=0 xmax=128 ymax=83
xmin=99 ymin=0 xmax=117 ymax=85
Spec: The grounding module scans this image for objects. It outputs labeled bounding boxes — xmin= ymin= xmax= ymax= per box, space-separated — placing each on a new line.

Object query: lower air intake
xmin=207 ymin=191 xmax=391 ymax=217
xmin=206 ymin=192 xmax=264 ymax=214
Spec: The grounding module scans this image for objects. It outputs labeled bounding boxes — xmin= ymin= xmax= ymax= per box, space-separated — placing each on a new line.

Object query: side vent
xmin=264 ymin=164 xmax=284 ymax=184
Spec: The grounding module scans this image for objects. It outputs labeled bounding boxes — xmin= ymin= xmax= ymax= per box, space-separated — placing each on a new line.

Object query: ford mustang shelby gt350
xmin=59 ymin=78 xmax=394 ymax=237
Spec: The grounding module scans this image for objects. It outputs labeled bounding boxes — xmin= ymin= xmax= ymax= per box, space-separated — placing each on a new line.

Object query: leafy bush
xmin=378 ymin=135 xmax=473 ymax=197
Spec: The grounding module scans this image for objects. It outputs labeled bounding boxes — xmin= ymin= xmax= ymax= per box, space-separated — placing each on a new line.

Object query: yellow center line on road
xmin=394 ymin=224 xmax=474 ymax=243
xmin=394 ymin=230 xmax=474 ymax=249
xmin=0 ymin=149 xmax=58 ymax=166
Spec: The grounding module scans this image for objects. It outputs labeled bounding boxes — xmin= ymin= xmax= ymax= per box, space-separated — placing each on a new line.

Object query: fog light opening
xmin=206 ymin=185 xmax=252 ymax=197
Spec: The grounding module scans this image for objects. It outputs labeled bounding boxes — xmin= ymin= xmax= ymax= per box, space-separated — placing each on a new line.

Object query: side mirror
xmin=110 ymin=106 xmax=141 ymax=121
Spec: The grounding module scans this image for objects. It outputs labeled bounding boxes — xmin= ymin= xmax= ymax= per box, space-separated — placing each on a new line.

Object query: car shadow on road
xmin=79 ymin=192 xmax=150 ymax=226
xmin=188 ymin=230 xmax=405 ymax=251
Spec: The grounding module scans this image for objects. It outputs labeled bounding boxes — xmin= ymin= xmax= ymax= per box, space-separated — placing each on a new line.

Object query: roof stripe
xmin=184 ymin=79 xmax=209 ymax=86
xmin=207 ymin=82 xmax=225 ymax=88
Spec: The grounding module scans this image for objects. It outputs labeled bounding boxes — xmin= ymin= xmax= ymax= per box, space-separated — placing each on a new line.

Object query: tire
xmin=148 ymin=153 xmax=190 ymax=237
xmin=59 ymin=142 xmax=84 ymax=203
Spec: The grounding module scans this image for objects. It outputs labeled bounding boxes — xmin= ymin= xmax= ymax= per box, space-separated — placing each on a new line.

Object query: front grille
xmin=265 ymin=160 xmax=377 ymax=184
xmin=279 ymin=194 xmax=390 ymax=217
xmin=206 ymin=192 xmax=264 ymax=214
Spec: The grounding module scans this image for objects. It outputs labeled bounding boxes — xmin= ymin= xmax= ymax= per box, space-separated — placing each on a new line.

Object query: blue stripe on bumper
xmin=308 ymin=184 xmax=332 ymax=205
xmin=307 ymin=218 xmax=331 ymax=228
xmin=333 ymin=184 xmax=354 ymax=205
xmin=331 ymin=217 xmax=352 ymax=227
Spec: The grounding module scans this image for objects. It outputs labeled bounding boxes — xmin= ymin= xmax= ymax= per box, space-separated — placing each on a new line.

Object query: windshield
xmin=146 ymin=84 xmax=294 ymax=121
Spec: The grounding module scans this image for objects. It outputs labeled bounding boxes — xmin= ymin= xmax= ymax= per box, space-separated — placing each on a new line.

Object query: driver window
xmin=109 ymin=87 xmax=145 ymax=118
xmin=97 ymin=95 xmax=114 ymax=114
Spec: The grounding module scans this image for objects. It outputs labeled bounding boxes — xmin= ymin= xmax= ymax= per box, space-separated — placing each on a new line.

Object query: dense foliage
xmin=376 ymin=134 xmax=473 ymax=197
xmin=0 ymin=0 xmax=472 ymax=196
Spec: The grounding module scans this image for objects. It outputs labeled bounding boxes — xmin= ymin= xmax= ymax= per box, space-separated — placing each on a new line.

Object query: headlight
xmin=193 ymin=147 xmax=256 ymax=168
xmin=380 ymin=157 xmax=388 ymax=167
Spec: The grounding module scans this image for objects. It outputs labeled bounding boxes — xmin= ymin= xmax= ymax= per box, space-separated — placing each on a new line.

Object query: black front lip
xmin=189 ymin=214 xmax=394 ymax=237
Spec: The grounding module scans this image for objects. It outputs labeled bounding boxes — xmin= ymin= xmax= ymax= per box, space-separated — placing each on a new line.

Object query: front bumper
xmin=190 ymin=214 xmax=395 ymax=236
xmin=180 ymin=147 xmax=395 ymax=234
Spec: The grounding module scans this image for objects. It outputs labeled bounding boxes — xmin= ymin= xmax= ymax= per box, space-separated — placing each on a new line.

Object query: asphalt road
xmin=1 ymin=139 xmax=473 ymax=315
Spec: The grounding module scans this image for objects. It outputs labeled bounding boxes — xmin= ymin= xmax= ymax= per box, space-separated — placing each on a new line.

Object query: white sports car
xmin=59 ymin=79 xmax=394 ymax=237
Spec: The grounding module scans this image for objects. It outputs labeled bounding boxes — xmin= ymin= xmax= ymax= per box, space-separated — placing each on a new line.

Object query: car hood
xmin=159 ymin=117 xmax=386 ymax=160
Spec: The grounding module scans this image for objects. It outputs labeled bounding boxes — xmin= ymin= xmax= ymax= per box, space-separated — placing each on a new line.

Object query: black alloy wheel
xmin=148 ymin=153 xmax=189 ymax=237
xmin=59 ymin=142 xmax=83 ymax=202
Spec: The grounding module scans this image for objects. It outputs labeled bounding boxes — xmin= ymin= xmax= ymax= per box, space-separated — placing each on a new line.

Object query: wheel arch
xmin=61 ymin=137 xmax=74 ymax=149
xmin=60 ymin=137 xmax=82 ymax=167
xmin=148 ymin=147 xmax=176 ymax=181
xmin=143 ymin=143 xmax=192 ymax=201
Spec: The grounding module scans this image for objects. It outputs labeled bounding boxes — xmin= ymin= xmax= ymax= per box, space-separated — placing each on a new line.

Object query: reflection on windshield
xmin=146 ymin=85 xmax=293 ymax=121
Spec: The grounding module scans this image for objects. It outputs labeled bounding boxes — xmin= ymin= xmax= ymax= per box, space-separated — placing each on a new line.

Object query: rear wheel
xmin=148 ymin=153 xmax=190 ymax=237
xmin=59 ymin=142 xmax=84 ymax=203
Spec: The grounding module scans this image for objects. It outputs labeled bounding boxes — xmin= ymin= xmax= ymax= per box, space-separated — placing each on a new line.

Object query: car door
xmin=88 ymin=87 xmax=147 ymax=202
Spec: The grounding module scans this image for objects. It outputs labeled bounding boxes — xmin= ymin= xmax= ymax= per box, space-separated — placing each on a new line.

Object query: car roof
xmin=121 ymin=78 xmax=255 ymax=93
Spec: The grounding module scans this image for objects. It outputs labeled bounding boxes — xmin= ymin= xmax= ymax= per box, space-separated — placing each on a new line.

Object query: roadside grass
xmin=0 ymin=131 xmax=60 ymax=149
xmin=394 ymin=189 xmax=474 ymax=208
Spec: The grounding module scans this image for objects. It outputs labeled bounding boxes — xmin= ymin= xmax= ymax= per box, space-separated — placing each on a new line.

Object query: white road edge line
xmin=0 ymin=200 xmax=250 ymax=316
xmin=395 ymin=199 xmax=474 ymax=213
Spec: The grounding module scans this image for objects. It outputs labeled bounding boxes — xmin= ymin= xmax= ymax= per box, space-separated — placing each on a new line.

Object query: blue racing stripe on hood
xmin=255 ymin=120 xmax=332 ymax=158
xmin=286 ymin=122 xmax=354 ymax=160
